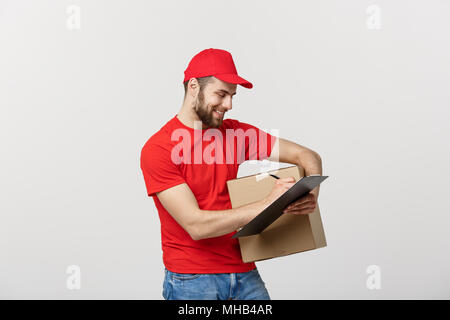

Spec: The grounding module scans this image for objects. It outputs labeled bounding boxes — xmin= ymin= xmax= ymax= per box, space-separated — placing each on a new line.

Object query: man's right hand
xmin=263 ymin=177 xmax=296 ymax=208
xmin=263 ymin=176 xmax=317 ymax=215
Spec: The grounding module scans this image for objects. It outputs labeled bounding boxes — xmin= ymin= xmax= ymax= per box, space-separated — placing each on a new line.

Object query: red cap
xmin=183 ymin=48 xmax=253 ymax=89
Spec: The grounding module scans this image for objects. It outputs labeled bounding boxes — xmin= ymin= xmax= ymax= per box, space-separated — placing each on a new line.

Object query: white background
xmin=1 ymin=0 xmax=449 ymax=299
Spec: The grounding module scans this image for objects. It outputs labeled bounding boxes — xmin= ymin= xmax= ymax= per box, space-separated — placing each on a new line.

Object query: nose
xmin=222 ymin=96 xmax=233 ymax=111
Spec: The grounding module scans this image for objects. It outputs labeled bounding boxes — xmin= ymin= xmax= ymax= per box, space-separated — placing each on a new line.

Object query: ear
xmin=187 ymin=78 xmax=200 ymax=98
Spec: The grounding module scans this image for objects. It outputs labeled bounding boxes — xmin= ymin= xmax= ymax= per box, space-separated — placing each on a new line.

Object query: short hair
xmin=183 ymin=76 xmax=214 ymax=98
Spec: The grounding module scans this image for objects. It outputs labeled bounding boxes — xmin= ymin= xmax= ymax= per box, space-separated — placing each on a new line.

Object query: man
xmin=140 ymin=48 xmax=322 ymax=300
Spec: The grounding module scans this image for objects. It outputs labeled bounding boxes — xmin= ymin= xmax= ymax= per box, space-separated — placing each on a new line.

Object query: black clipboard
xmin=232 ymin=175 xmax=328 ymax=238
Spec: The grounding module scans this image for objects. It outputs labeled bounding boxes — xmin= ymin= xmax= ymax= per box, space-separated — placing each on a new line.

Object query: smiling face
xmin=193 ymin=77 xmax=237 ymax=128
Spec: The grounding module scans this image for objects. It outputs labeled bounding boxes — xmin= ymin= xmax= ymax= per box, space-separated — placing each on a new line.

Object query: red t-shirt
xmin=140 ymin=114 xmax=276 ymax=273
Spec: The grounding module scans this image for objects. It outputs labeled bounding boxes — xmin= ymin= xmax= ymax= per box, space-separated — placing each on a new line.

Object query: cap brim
xmin=214 ymin=73 xmax=253 ymax=89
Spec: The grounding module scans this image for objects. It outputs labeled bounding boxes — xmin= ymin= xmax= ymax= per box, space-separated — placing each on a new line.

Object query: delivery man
xmin=140 ymin=48 xmax=323 ymax=300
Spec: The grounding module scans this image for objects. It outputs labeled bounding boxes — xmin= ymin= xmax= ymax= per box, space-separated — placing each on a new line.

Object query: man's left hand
xmin=283 ymin=189 xmax=318 ymax=215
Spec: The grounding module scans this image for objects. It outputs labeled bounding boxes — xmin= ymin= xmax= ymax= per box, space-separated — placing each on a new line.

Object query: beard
xmin=194 ymin=90 xmax=223 ymax=128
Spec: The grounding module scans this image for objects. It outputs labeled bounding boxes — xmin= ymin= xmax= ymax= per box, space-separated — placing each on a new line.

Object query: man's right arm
xmin=156 ymin=177 xmax=297 ymax=241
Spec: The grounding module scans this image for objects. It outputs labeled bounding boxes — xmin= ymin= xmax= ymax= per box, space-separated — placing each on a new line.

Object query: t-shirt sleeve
xmin=235 ymin=121 xmax=278 ymax=161
xmin=140 ymin=142 xmax=186 ymax=197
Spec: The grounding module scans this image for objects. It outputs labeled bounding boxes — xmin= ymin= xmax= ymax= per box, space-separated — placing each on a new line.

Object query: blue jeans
xmin=162 ymin=268 xmax=271 ymax=300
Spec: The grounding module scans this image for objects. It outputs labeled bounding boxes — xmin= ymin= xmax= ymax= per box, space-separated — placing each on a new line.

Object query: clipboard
xmin=232 ymin=175 xmax=328 ymax=238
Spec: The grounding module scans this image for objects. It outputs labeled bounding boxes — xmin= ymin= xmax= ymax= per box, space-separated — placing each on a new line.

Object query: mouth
xmin=213 ymin=108 xmax=225 ymax=118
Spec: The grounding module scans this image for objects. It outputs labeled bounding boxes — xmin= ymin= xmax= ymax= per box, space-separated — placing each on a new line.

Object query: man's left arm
xmin=267 ymin=137 xmax=323 ymax=202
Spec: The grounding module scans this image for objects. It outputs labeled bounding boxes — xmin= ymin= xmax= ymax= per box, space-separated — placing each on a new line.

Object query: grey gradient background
xmin=1 ymin=0 xmax=449 ymax=299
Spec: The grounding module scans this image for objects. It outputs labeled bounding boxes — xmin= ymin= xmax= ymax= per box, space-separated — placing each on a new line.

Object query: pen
xmin=271 ymin=173 xmax=321 ymax=179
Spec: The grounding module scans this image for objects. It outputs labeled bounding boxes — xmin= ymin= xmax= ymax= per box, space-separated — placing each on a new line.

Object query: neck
xmin=177 ymin=98 xmax=208 ymax=129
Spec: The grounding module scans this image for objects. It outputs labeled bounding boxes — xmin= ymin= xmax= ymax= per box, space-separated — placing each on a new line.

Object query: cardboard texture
xmin=226 ymin=165 xmax=327 ymax=263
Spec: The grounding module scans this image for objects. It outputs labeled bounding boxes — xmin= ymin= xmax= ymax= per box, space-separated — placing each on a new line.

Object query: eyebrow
xmin=217 ymin=89 xmax=237 ymax=96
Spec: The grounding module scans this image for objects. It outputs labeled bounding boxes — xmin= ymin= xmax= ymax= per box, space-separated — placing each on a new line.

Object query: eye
xmin=217 ymin=93 xmax=225 ymax=98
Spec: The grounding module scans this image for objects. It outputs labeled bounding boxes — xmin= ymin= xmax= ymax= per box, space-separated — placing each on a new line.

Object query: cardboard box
xmin=226 ymin=165 xmax=327 ymax=263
